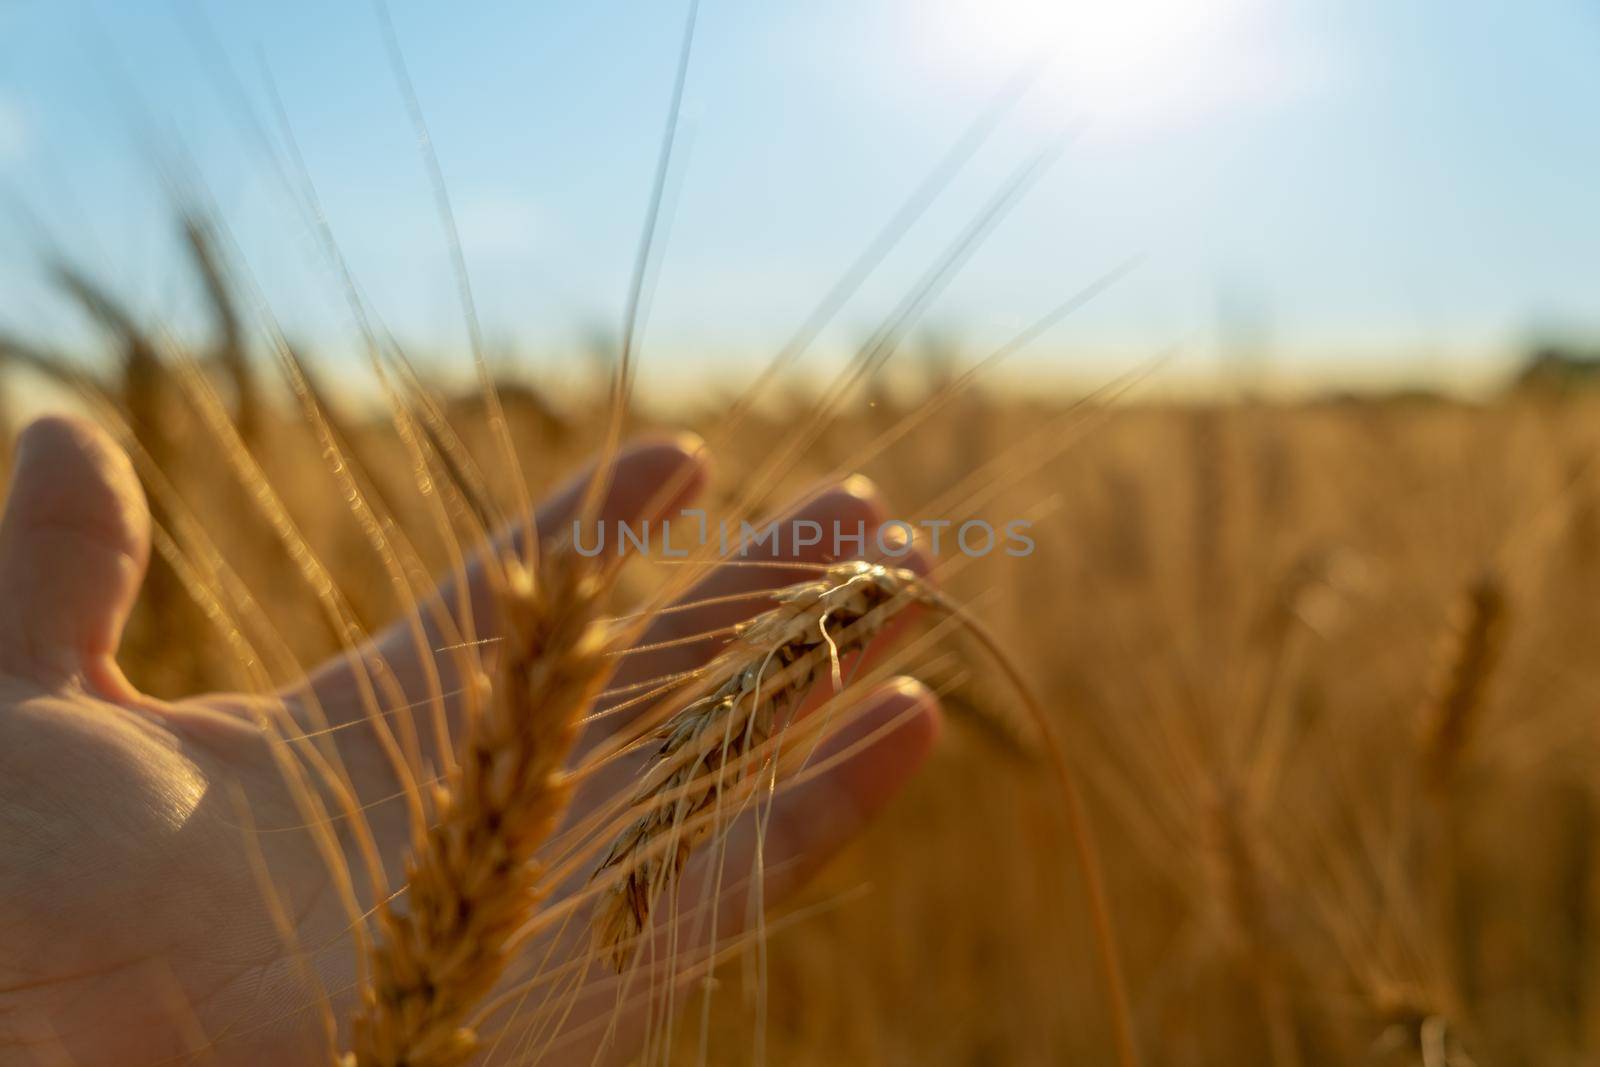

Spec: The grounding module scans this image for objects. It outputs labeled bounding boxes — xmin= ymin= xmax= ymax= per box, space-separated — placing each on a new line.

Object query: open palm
xmin=0 ymin=415 xmax=940 ymax=1065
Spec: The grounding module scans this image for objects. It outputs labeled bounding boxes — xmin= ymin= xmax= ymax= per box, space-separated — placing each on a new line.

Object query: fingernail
xmin=884 ymin=676 xmax=935 ymax=704
xmin=839 ymin=473 xmax=880 ymax=504
xmin=879 ymin=522 xmax=913 ymax=553
xmin=670 ymin=430 xmax=708 ymax=460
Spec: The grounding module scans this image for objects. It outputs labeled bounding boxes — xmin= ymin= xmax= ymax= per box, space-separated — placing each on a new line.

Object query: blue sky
xmin=2 ymin=0 xmax=1598 ymax=389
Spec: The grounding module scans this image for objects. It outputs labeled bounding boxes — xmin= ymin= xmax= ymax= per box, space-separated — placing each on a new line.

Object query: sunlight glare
xmin=920 ymin=0 xmax=1271 ymax=130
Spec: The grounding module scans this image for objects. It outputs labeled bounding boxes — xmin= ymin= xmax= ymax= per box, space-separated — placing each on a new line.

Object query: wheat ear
xmin=345 ymin=548 xmax=610 ymax=1067
xmin=1418 ymin=572 xmax=1507 ymax=790
xmin=590 ymin=559 xmax=918 ymax=968
xmin=1411 ymin=570 xmax=1508 ymax=1028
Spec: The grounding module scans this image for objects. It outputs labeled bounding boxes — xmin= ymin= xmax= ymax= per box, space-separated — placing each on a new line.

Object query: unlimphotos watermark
xmin=571 ymin=511 xmax=1035 ymax=559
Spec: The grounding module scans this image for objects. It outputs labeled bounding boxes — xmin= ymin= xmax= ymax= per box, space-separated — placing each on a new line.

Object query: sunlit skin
xmin=0 ymin=414 xmax=941 ymax=1064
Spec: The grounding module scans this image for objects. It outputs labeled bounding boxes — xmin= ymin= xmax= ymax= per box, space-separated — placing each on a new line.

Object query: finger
xmin=302 ymin=434 xmax=709 ymax=729
xmin=0 ymin=414 xmax=150 ymax=701
xmin=692 ymin=676 xmax=941 ymax=905
xmin=533 ymin=678 xmax=939 ymax=1067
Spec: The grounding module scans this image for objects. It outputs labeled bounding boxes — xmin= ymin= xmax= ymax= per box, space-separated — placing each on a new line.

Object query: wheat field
xmin=5 ymin=247 xmax=1599 ymax=1063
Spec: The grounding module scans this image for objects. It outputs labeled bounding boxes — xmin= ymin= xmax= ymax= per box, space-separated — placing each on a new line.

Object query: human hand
xmin=0 ymin=415 xmax=940 ymax=1064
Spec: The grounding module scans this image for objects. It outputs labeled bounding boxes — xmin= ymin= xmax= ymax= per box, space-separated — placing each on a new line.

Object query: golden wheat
xmin=345 ymin=548 xmax=610 ymax=1067
xmin=1418 ymin=572 xmax=1508 ymax=790
xmin=589 ymin=559 xmax=925 ymax=969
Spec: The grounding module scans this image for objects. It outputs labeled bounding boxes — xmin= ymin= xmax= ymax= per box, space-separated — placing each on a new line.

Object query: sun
xmin=916 ymin=0 xmax=1269 ymax=129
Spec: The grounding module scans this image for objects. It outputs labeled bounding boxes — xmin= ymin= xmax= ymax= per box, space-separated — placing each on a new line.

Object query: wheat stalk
xmin=1410 ymin=569 xmax=1508 ymax=1031
xmin=344 ymin=548 xmax=611 ymax=1067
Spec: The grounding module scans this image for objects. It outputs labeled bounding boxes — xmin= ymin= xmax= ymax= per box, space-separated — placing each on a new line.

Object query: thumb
xmin=0 ymin=414 xmax=150 ymax=699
